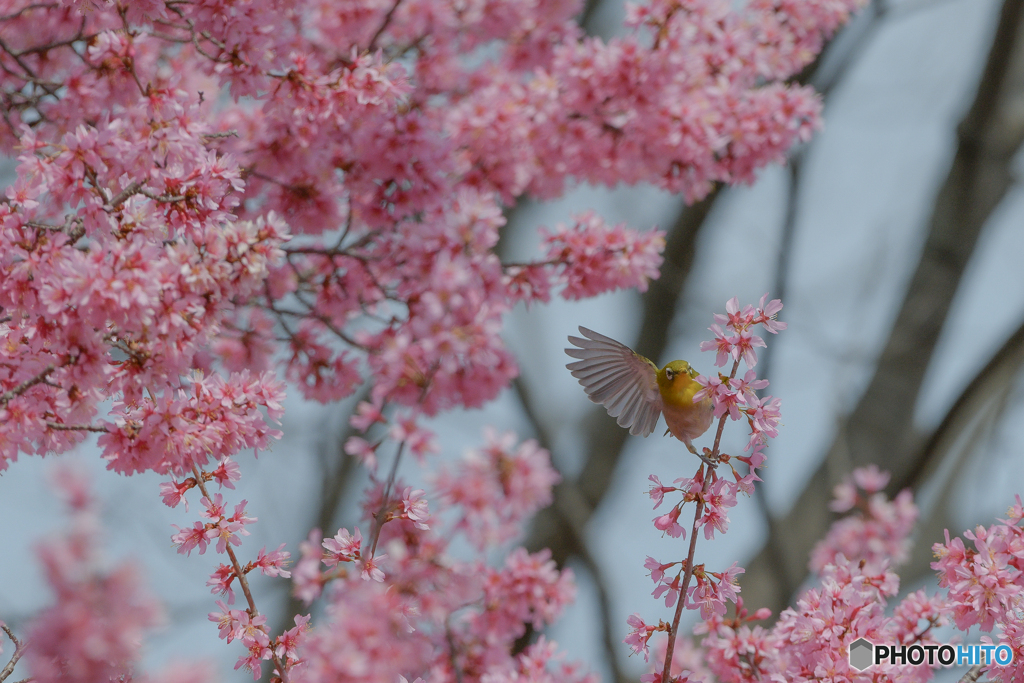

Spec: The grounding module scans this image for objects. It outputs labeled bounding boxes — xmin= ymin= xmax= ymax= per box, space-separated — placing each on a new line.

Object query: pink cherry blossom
xmin=0 ymin=0 xmax=872 ymax=680
xmin=322 ymin=527 xmax=363 ymax=567
xmin=699 ymin=478 xmax=738 ymax=540
xmin=648 ymin=474 xmax=677 ymax=509
xmin=811 ymin=467 xmax=918 ymax=572
xmin=654 ymin=505 xmax=686 ymax=539
xmin=209 ymin=600 xmax=246 ymax=643
xmin=625 ymin=613 xmax=659 ymax=661
xmin=254 ymin=544 xmax=292 ymax=578
xmin=699 ymin=324 xmax=735 ymax=368
xmin=853 ymin=462 xmax=891 ymax=492
xmin=207 ymin=563 xmax=237 ymax=604
xmin=160 ymin=478 xmax=194 ymax=509
xmin=361 ymin=554 xmax=387 ymax=582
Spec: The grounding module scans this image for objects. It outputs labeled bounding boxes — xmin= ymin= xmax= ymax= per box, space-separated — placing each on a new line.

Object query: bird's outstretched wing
xmin=565 ymin=326 xmax=662 ymax=437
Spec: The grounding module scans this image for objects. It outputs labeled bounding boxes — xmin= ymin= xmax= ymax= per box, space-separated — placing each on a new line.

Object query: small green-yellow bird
xmin=566 ymin=327 xmax=713 ymax=454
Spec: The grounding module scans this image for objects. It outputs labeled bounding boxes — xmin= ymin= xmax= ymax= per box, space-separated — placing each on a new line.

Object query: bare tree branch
xmin=0 ymin=624 xmax=27 ymax=683
xmin=898 ymin=317 xmax=1024 ymax=584
xmin=741 ymin=0 xmax=1024 ymax=616
xmin=751 ymin=0 xmax=891 ymax=607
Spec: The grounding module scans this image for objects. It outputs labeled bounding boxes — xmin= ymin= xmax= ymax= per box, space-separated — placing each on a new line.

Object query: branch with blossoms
xmin=810 ymin=464 xmax=918 ymax=573
xmin=0 ymin=0 xmax=874 ymax=681
xmin=285 ymin=428 xmax=581 ymax=683
xmin=631 ymin=453 xmax=1024 ymax=682
xmin=624 ymin=299 xmax=993 ymax=683
xmin=623 ymin=296 xmax=785 ymax=683
xmin=164 ymin=457 xmax=298 ymax=680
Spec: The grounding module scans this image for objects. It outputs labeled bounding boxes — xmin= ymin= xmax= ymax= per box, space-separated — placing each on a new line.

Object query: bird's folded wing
xmin=565 ymin=326 xmax=662 ymax=437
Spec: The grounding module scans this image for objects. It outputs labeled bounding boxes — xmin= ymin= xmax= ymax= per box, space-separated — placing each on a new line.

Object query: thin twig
xmin=45 ymin=422 xmax=107 ymax=432
xmin=367 ymin=439 xmax=406 ymax=558
xmin=189 ymin=464 xmax=290 ymax=682
xmin=367 ymin=0 xmax=404 ymax=52
xmin=366 ymin=375 xmax=435 ymax=559
xmin=105 ymin=181 xmax=142 ymax=209
xmin=0 ymin=624 xmax=27 ymax=683
xmin=661 ymin=357 xmax=742 ymax=683
xmin=45 ymin=422 xmax=108 ymax=433
xmin=0 ymin=364 xmax=56 ymax=407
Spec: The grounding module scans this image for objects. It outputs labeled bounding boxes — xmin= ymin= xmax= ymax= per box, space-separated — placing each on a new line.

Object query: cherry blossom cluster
xmin=1 ymin=0 xmax=870 ymax=680
xmin=809 ymin=464 xmax=918 ymax=573
xmin=0 ymin=107 xmax=290 ymax=475
xmin=505 ymin=212 xmax=666 ymax=304
xmin=633 ymin=460 xmax=958 ymax=683
xmin=21 ymin=467 xmax=172 ymax=683
xmin=541 ymin=213 xmax=666 ymax=301
xmin=284 ymin=433 xmax=583 ymax=683
xmin=931 ymin=495 xmax=1024 ymax=681
xmin=0 ymin=0 xmax=865 ymax=470
xmin=433 ymin=428 xmax=561 ymax=548
xmin=694 ymin=296 xmax=785 ymax=450
xmin=693 ymin=556 xmax=950 ymax=682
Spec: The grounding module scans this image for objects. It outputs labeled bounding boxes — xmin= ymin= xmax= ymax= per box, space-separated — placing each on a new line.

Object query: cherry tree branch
xmin=660 ymin=358 xmax=740 ymax=683
xmin=0 ymin=625 xmax=27 ymax=683
xmin=189 ymin=464 xmax=290 ymax=682
xmin=0 ymin=365 xmax=56 ymax=407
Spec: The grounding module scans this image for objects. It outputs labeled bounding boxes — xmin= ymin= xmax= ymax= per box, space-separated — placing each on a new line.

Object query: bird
xmin=565 ymin=326 xmax=714 ymax=456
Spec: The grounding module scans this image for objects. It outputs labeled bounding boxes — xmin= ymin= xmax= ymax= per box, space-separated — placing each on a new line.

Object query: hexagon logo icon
xmin=849 ymin=638 xmax=874 ymax=671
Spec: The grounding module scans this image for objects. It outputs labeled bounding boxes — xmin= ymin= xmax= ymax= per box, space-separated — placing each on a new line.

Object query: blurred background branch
xmin=742 ymin=0 xmax=1024 ymax=616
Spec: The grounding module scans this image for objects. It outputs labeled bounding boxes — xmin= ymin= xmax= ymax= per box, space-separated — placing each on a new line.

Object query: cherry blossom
xmin=0 ymin=0 xmax=880 ymax=681
xmin=810 ymin=466 xmax=918 ymax=572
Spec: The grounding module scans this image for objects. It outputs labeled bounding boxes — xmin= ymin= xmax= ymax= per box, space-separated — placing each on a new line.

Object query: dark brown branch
xmin=0 ymin=364 xmax=56 ymax=407
xmin=896 ymin=317 xmax=1024 ymax=584
xmin=749 ymin=0 xmax=892 ymax=612
xmin=45 ymin=422 xmax=108 ymax=433
xmin=367 ymin=0 xmax=403 ymax=52
xmin=741 ymin=0 xmax=1024 ymax=617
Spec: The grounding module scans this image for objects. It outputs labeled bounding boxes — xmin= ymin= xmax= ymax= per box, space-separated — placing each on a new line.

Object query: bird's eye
xmin=665 ymin=368 xmax=674 ymax=379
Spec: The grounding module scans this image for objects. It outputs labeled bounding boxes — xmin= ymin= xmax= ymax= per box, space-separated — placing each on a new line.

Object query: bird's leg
xmin=686 ymin=442 xmax=717 ymax=468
